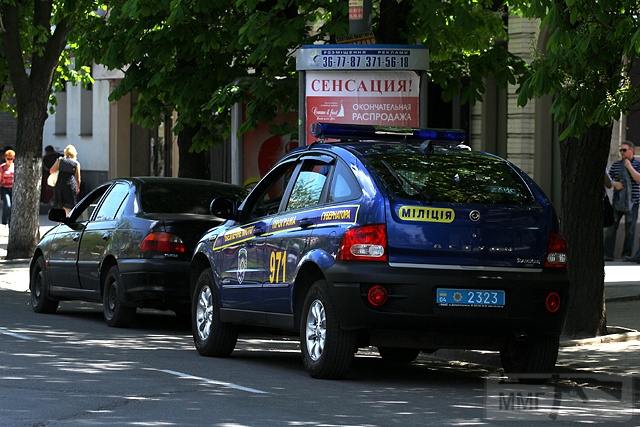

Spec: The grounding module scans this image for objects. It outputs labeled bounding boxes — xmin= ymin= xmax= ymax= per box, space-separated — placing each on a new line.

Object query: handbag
xmin=47 ymin=171 xmax=58 ymax=187
xmin=603 ymin=193 xmax=615 ymax=228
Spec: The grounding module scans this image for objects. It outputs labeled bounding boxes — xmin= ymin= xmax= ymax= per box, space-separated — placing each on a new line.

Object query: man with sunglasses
xmin=605 ymin=141 xmax=640 ymax=260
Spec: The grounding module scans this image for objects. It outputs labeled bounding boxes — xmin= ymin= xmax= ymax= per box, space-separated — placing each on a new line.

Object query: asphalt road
xmin=0 ymin=288 xmax=636 ymax=426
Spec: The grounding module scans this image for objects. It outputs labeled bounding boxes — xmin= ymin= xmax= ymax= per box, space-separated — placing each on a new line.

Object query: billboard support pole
xmin=230 ymin=101 xmax=243 ymax=186
xmin=298 ymin=71 xmax=306 ymax=147
xmin=419 ymin=70 xmax=428 ymax=128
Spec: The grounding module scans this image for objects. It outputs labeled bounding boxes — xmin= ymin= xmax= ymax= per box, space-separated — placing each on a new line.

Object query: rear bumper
xmin=118 ymin=258 xmax=191 ymax=307
xmin=323 ymin=262 xmax=569 ymax=349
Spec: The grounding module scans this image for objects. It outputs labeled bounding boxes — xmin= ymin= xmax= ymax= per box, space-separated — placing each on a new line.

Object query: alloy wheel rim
xmin=305 ymin=299 xmax=326 ymax=361
xmin=108 ymin=281 xmax=117 ymax=312
xmin=35 ymin=270 xmax=43 ymax=299
xmin=196 ymin=285 xmax=213 ymax=341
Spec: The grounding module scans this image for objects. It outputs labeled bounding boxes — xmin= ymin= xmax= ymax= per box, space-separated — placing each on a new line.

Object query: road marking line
xmin=0 ymin=327 xmax=35 ymax=341
xmin=146 ymin=368 xmax=268 ymax=394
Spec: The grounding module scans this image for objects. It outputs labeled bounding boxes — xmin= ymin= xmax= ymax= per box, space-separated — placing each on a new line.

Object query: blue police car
xmin=189 ymin=122 xmax=569 ymax=379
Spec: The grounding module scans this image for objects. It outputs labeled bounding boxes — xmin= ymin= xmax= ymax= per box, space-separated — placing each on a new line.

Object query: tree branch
xmin=0 ymin=4 xmax=29 ymax=100
xmin=44 ymin=17 xmax=69 ymax=73
xmin=34 ymin=0 xmax=52 ymax=31
xmin=31 ymin=17 xmax=70 ymax=92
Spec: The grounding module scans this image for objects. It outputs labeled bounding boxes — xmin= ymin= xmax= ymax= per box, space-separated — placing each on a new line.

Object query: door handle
xmin=101 ymin=232 xmax=111 ymax=241
xmin=253 ymin=227 xmax=266 ymax=237
xmin=72 ymin=233 xmax=80 ymax=242
xmin=299 ymin=218 xmax=314 ymax=229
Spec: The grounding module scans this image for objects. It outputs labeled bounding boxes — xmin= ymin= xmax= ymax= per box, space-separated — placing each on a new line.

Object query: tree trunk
xmin=177 ymin=126 xmax=209 ymax=179
xmin=559 ymin=123 xmax=611 ymax=337
xmin=6 ymin=98 xmax=48 ymax=259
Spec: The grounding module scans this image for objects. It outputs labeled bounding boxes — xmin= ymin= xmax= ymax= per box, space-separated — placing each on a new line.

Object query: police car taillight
xmin=544 ymin=232 xmax=567 ymax=269
xmin=338 ymin=224 xmax=387 ymax=262
xmin=140 ymin=232 xmax=187 ymax=254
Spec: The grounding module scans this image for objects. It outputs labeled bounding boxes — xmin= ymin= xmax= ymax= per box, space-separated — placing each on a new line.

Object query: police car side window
xmin=247 ymin=163 xmax=296 ymax=219
xmin=286 ymin=161 xmax=331 ymax=211
xmin=327 ymin=160 xmax=361 ymax=203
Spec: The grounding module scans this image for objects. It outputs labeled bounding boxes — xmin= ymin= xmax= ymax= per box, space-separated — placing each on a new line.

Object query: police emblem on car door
xmin=237 ymin=247 xmax=247 ymax=285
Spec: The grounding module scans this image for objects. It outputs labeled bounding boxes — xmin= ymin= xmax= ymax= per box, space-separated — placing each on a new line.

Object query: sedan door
xmin=77 ymin=182 xmax=132 ymax=292
xmin=47 ymin=185 xmax=112 ymax=292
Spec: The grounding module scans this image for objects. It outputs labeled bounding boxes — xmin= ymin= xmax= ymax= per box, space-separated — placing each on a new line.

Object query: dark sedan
xmin=29 ymin=177 xmax=246 ymax=327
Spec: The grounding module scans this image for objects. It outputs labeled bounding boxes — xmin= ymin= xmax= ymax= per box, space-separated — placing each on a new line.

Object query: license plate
xmin=436 ymin=288 xmax=505 ymax=308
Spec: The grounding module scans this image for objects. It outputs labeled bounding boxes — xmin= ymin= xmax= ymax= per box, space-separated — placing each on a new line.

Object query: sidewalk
xmin=0 ymin=214 xmax=56 ymax=291
xmin=1 ymin=218 xmax=640 ymax=377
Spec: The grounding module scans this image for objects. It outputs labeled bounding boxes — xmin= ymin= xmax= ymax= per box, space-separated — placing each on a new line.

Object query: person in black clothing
xmin=49 ymin=144 xmax=81 ymax=215
xmin=41 ymin=145 xmax=61 ymax=204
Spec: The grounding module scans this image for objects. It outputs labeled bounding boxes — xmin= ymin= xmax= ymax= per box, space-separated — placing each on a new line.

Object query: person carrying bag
xmin=604 ymin=141 xmax=640 ymax=260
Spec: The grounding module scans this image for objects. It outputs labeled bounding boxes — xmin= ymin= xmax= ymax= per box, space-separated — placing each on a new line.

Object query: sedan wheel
xmin=30 ymin=256 xmax=59 ymax=314
xmin=102 ymin=266 xmax=135 ymax=327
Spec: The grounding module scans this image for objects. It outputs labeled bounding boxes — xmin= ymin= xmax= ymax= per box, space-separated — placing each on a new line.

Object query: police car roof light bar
xmin=311 ymin=122 xmax=466 ymax=142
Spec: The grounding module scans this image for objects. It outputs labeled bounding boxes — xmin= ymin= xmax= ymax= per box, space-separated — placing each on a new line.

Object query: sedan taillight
xmin=337 ymin=224 xmax=388 ymax=262
xmin=139 ymin=232 xmax=187 ymax=254
xmin=544 ymin=232 xmax=567 ymax=269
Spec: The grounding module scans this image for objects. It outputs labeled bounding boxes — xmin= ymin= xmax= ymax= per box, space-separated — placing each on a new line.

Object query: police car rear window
xmin=141 ymin=181 xmax=247 ymax=214
xmin=362 ymin=145 xmax=534 ymax=205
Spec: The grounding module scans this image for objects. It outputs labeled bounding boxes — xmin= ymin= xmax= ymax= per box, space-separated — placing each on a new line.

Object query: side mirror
xmin=210 ymin=197 xmax=240 ymax=221
xmin=48 ymin=208 xmax=67 ymax=223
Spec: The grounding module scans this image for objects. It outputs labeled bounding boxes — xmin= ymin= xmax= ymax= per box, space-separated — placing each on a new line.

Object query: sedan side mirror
xmin=48 ymin=208 xmax=67 ymax=223
xmin=210 ymin=197 xmax=240 ymax=221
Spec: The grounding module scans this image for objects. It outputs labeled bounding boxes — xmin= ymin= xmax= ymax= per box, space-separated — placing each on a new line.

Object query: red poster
xmin=242 ymin=112 xmax=297 ymax=188
xmin=305 ymin=70 xmax=420 ymax=143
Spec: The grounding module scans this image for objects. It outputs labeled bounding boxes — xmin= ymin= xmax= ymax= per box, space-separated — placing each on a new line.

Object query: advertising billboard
xmin=305 ymin=70 xmax=420 ymax=143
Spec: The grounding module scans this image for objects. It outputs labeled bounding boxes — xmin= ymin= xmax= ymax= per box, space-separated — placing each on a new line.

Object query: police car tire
xmin=300 ymin=281 xmax=356 ymax=379
xmin=377 ymin=347 xmax=420 ymax=364
xmin=103 ymin=266 xmax=136 ymax=328
xmin=30 ymin=256 xmax=59 ymax=314
xmin=500 ymin=335 xmax=559 ymax=374
xmin=192 ymin=269 xmax=237 ymax=357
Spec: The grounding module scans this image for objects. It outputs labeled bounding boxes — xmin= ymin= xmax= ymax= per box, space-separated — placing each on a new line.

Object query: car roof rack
xmin=310 ymin=122 xmax=466 ymax=144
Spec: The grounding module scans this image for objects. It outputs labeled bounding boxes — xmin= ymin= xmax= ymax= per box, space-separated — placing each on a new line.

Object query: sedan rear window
xmin=362 ymin=145 xmax=534 ymax=205
xmin=141 ymin=181 xmax=246 ymax=214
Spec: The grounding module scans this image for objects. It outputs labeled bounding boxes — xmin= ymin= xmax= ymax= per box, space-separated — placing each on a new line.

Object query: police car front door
xmin=214 ymin=222 xmax=266 ymax=311
xmin=262 ymin=158 xmax=334 ymax=314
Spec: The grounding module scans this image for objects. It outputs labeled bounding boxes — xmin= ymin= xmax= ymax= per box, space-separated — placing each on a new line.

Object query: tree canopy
xmin=85 ymin=0 xmax=523 ymax=150
xmin=511 ymin=0 xmax=640 ymax=140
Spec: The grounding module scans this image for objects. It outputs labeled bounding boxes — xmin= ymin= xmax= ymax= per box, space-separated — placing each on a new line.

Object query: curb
xmin=560 ymin=330 xmax=640 ymax=347
xmin=0 ymin=258 xmax=30 ymax=264
xmin=606 ymin=295 xmax=640 ymax=303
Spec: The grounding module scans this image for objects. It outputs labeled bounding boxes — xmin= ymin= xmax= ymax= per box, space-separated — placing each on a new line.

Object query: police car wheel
xmin=377 ymin=347 xmax=420 ymax=364
xmin=300 ymin=281 xmax=356 ymax=379
xmin=192 ymin=268 xmax=237 ymax=357
xmin=500 ymin=335 xmax=559 ymax=374
xmin=30 ymin=256 xmax=59 ymax=314
xmin=103 ymin=266 xmax=136 ymax=328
